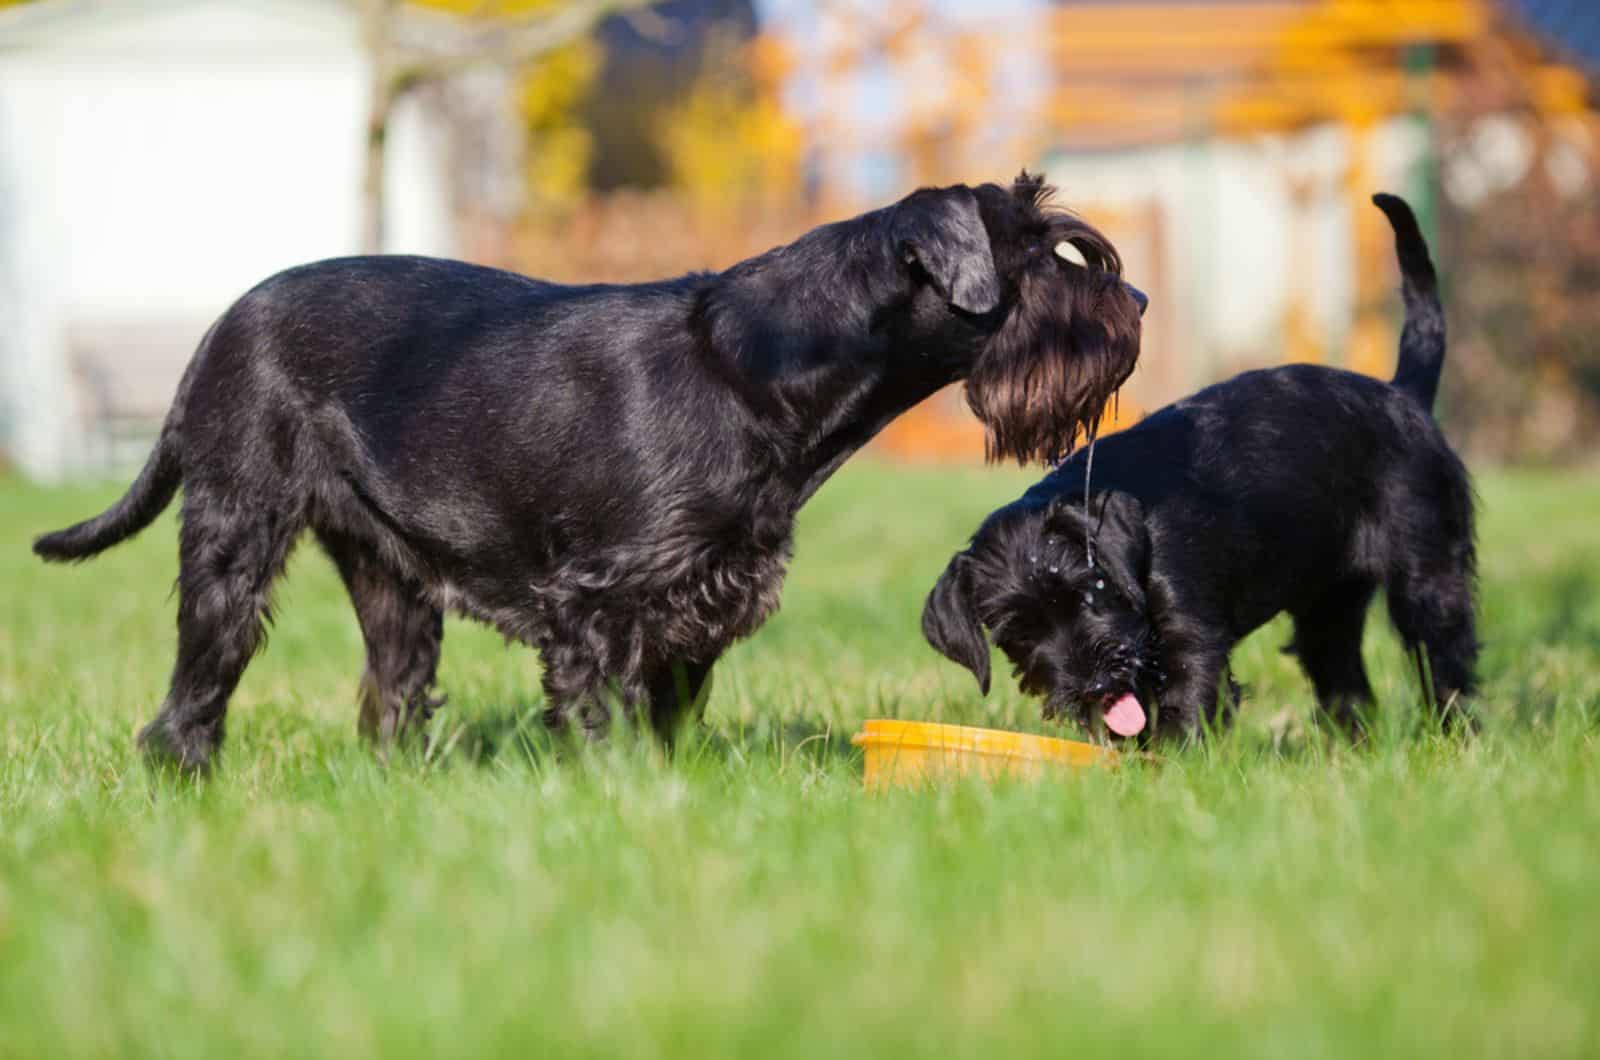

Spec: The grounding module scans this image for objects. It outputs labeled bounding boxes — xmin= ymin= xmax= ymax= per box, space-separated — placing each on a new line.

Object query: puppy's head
xmin=888 ymin=172 xmax=1146 ymax=465
xmin=922 ymin=490 xmax=1160 ymax=739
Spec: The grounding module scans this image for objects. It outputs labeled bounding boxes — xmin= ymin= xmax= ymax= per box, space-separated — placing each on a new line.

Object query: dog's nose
xmin=1127 ymin=284 xmax=1149 ymax=316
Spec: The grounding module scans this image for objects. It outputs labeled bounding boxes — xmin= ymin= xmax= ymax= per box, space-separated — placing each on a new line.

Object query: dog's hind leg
xmin=1291 ymin=580 xmax=1378 ymax=738
xmin=1385 ymin=561 xmax=1479 ymax=730
xmin=138 ymin=488 xmax=301 ymax=772
xmin=316 ymin=529 xmax=445 ymax=746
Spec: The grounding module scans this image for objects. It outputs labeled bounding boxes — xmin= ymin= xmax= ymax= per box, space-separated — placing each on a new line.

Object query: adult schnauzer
xmin=922 ymin=194 xmax=1476 ymax=743
xmin=36 ymin=172 xmax=1145 ymax=771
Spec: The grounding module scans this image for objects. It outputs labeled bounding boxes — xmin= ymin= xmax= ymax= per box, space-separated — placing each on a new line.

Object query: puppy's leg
xmin=1156 ymin=647 xmax=1234 ymax=740
xmin=317 ymin=530 xmax=444 ymax=745
xmin=1385 ymin=562 xmax=1479 ymax=729
xmin=1146 ymin=580 xmax=1234 ymax=740
xmin=139 ymin=489 xmax=299 ymax=772
xmin=645 ymin=659 xmax=717 ymax=745
xmin=1291 ymin=580 xmax=1377 ymax=738
xmin=1147 ymin=611 xmax=1233 ymax=740
xmin=1207 ymin=666 xmax=1244 ymax=729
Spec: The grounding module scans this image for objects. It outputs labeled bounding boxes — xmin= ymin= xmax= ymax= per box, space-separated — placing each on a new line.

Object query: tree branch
xmin=356 ymin=0 xmax=660 ymax=253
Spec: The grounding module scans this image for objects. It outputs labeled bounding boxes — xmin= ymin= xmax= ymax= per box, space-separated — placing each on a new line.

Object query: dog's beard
xmin=965 ymin=267 xmax=1142 ymax=465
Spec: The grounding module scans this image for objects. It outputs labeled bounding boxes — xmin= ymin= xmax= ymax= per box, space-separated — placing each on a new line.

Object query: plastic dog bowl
xmin=850 ymin=719 xmax=1114 ymax=790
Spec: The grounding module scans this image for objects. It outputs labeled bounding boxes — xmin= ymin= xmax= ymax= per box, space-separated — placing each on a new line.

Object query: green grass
xmin=1 ymin=462 xmax=1597 ymax=1058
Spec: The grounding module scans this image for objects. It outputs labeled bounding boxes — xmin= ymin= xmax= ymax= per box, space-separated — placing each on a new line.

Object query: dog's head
xmin=889 ymin=172 xmax=1146 ymax=465
xmin=921 ymin=490 xmax=1161 ymax=739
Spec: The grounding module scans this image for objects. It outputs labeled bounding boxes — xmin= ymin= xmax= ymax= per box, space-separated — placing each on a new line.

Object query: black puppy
xmin=923 ymin=194 xmax=1476 ymax=741
xmin=35 ymin=172 xmax=1145 ymax=771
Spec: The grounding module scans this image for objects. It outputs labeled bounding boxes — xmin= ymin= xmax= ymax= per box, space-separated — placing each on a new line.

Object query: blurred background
xmin=0 ymin=0 xmax=1595 ymax=480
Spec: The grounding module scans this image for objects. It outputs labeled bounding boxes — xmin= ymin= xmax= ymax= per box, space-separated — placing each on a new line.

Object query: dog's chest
xmin=659 ymin=534 xmax=794 ymax=650
xmin=504 ymin=500 xmax=797 ymax=663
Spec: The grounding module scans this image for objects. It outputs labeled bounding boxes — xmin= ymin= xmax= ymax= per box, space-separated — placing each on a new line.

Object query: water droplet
xmin=1095 ymin=579 xmax=1105 ymax=590
xmin=1048 ymin=564 xmax=1059 ymax=574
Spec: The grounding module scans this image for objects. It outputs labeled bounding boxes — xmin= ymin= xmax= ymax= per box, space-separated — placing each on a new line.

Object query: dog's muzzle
xmin=1126 ymin=284 xmax=1149 ymax=316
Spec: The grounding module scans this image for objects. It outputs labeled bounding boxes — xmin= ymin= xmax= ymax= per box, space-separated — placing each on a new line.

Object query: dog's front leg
xmin=538 ymin=637 xmax=627 ymax=739
xmin=540 ymin=632 xmax=697 ymax=741
xmin=645 ymin=659 xmax=717 ymax=746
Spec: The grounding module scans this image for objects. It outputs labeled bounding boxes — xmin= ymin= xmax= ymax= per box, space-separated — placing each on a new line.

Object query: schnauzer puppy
xmin=35 ymin=172 xmax=1145 ymax=771
xmin=923 ymin=194 xmax=1476 ymax=742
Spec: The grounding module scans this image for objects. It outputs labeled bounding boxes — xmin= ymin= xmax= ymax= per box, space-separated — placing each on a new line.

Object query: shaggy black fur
xmin=923 ymin=194 xmax=1478 ymax=742
xmin=34 ymin=172 xmax=1145 ymax=771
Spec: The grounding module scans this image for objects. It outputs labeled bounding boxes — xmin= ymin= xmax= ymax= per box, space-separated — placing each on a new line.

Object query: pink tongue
xmin=1103 ymin=693 xmax=1147 ymax=737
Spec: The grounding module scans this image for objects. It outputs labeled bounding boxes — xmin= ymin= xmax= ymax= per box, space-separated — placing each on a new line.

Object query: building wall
xmin=1043 ymin=117 xmax=1433 ymax=404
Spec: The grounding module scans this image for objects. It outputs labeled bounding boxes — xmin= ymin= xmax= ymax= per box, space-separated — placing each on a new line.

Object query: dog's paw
xmin=137 ymin=714 xmax=221 ymax=776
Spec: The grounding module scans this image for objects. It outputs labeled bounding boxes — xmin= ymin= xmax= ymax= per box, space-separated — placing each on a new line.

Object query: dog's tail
xmin=32 ymin=425 xmax=182 ymax=563
xmin=30 ymin=325 xmax=211 ymax=562
xmin=1373 ymin=193 xmax=1445 ymax=412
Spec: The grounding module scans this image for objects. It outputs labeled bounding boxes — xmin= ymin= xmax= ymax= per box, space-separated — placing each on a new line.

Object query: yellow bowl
xmin=850 ymin=719 xmax=1114 ymax=790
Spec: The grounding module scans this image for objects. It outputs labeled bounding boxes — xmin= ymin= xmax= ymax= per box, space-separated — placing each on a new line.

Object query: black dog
xmin=923 ymin=194 xmax=1476 ymax=742
xmin=35 ymin=172 xmax=1145 ymax=771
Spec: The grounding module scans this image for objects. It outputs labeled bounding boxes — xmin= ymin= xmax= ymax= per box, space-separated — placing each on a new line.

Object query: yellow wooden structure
xmin=762 ymin=0 xmax=1595 ymax=461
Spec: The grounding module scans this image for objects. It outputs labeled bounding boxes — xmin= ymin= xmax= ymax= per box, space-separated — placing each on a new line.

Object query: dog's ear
xmin=1042 ymin=491 xmax=1087 ymax=534
xmin=922 ymin=552 xmax=991 ymax=695
xmin=894 ymin=187 xmax=1000 ymax=314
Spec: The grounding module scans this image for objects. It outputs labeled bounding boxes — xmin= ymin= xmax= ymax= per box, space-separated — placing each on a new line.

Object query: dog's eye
xmin=1055 ymin=241 xmax=1088 ymax=268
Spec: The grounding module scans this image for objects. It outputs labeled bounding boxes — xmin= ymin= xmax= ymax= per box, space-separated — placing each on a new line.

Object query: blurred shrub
xmin=505 ymin=24 xmax=809 ymax=279
xmin=1439 ymin=132 xmax=1600 ymax=464
xmin=517 ymin=40 xmax=601 ymax=210
xmin=654 ymin=35 xmax=802 ymax=217
xmin=505 ymin=187 xmax=817 ymax=283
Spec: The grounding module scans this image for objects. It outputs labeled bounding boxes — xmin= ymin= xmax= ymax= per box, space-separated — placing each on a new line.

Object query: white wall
xmin=0 ymin=0 xmax=456 ymax=479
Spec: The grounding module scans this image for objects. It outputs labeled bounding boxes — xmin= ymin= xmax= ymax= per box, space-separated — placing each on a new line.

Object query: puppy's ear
xmin=921 ymin=552 xmax=991 ymax=695
xmin=1093 ymin=492 xmax=1150 ymax=610
xmin=1044 ymin=491 xmax=1150 ymax=610
xmin=894 ymin=187 xmax=1000 ymax=314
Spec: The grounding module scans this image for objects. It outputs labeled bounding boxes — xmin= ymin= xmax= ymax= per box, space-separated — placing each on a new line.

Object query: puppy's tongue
xmin=1103 ymin=693 xmax=1147 ymax=737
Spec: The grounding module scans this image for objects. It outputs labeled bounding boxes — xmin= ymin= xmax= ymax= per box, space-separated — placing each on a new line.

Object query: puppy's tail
xmin=30 ymin=323 xmax=213 ymax=562
xmin=32 ymin=425 xmax=182 ymax=562
xmin=1373 ymin=193 xmax=1445 ymax=412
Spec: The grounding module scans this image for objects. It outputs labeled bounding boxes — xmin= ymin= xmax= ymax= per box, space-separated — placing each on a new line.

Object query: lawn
xmin=1 ymin=461 xmax=1597 ymax=1058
